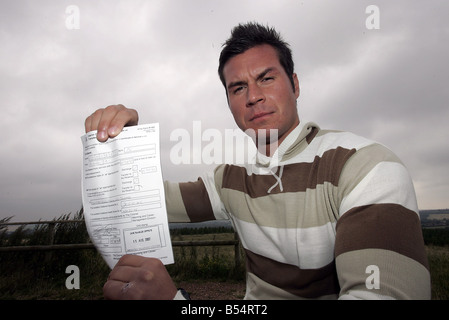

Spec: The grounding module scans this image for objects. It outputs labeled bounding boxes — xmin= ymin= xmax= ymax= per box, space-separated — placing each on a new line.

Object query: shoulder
xmin=313 ymin=128 xmax=377 ymax=153
xmin=284 ymin=125 xmax=384 ymax=168
xmin=311 ymin=128 xmax=403 ymax=168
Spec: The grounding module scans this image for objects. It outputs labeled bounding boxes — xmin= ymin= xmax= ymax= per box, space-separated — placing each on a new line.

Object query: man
xmin=85 ymin=23 xmax=431 ymax=300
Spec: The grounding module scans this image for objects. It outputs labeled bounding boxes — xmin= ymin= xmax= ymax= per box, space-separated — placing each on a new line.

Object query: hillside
xmin=170 ymin=209 xmax=449 ymax=229
xmin=420 ymin=209 xmax=449 ymax=228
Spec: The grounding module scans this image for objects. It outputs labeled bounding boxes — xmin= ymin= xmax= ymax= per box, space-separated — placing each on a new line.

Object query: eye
xmin=233 ymin=86 xmax=245 ymax=95
xmin=262 ymin=77 xmax=274 ymax=83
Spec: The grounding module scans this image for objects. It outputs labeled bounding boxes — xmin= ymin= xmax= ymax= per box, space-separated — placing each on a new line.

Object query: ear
xmin=292 ymin=73 xmax=300 ymax=98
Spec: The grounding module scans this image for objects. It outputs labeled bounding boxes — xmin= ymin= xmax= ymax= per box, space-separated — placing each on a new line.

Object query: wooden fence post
xmin=45 ymin=222 xmax=56 ymax=263
xmin=234 ymin=232 xmax=241 ymax=269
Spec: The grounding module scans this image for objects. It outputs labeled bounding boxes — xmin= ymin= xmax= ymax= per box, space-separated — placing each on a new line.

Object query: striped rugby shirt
xmin=164 ymin=121 xmax=431 ymax=299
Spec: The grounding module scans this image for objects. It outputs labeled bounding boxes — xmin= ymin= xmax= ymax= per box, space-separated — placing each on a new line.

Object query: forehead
xmin=222 ymin=44 xmax=282 ymax=83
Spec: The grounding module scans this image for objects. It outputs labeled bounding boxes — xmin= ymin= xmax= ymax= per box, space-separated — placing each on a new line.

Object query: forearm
xmin=335 ymin=145 xmax=431 ymax=299
xmin=335 ymin=188 xmax=431 ymax=299
xmin=336 ymin=241 xmax=431 ymax=300
xmin=164 ymin=175 xmax=221 ymax=223
xmin=164 ymin=180 xmax=191 ymax=223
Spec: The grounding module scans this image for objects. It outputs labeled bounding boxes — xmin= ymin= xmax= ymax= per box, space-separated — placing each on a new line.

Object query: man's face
xmin=222 ymin=44 xmax=300 ymax=147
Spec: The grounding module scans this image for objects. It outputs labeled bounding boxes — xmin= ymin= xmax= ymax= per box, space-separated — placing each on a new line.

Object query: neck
xmin=256 ymin=120 xmax=300 ymax=157
xmin=257 ymin=139 xmax=279 ymax=157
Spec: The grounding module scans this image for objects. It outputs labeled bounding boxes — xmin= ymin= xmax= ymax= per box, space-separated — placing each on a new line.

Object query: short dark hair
xmin=218 ymin=22 xmax=295 ymax=91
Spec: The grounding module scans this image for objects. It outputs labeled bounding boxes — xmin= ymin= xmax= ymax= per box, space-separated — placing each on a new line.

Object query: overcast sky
xmin=1 ymin=0 xmax=448 ymax=222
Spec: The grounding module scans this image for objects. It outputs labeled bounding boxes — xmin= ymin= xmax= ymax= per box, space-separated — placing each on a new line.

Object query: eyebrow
xmin=227 ymin=67 xmax=276 ymax=91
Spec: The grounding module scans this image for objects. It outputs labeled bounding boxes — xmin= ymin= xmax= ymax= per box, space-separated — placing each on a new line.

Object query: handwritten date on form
xmin=81 ymin=123 xmax=174 ymax=268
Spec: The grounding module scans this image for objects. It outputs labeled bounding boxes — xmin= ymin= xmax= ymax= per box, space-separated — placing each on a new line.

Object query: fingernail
xmin=109 ymin=127 xmax=119 ymax=136
xmin=97 ymin=131 xmax=107 ymax=141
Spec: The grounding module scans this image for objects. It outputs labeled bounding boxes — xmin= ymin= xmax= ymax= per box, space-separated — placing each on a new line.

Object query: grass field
xmin=426 ymin=245 xmax=449 ymax=300
xmin=0 ymin=231 xmax=246 ymax=300
xmin=1 ymin=222 xmax=448 ymax=300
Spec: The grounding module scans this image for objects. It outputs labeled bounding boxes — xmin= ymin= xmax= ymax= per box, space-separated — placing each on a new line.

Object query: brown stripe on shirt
xmin=222 ymin=147 xmax=356 ymax=197
xmin=178 ymin=178 xmax=216 ymax=222
xmin=245 ymin=249 xmax=340 ymax=298
xmin=335 ymin=203 xmax=429 ymax=270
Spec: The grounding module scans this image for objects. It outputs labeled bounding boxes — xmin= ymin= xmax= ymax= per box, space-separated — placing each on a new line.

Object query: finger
xmin=103 ymin=279 xmax=133 ymax=300
xmin=108 ymin=265 xmax=137 ymax=282
xmin=95 ymin=105 xmax=124 ymax=141
xmin=96 ymin=105 xmax=138 ymax=141
xmin=84 ymin=116 xmax=92 ymax=133
xmin=84 ymin=108 xmax=104 ymax=133
xmin=108 ymin=106 xmax=139 ymax=138
xmin=111 ymin=256 xmax=159 ymax=283
xmin=115 ymin=254 xmax=148 ymax=268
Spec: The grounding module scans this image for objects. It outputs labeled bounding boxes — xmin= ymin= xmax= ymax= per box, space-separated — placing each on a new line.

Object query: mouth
xmin=250 ymin=111 xmax=275 ymax=122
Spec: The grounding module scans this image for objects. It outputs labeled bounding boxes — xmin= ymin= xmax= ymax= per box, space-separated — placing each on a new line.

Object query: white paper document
xmin=81 ymin=123 xmax=174 ymax=268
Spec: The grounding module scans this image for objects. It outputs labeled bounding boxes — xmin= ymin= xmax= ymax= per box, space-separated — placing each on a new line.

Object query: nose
xmin=246 ymin=83 xmax=265 ymax=107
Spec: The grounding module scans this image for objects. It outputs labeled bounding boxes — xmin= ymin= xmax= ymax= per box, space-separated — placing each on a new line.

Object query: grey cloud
xmin=1 ymin=0 xmax=448 ymax=223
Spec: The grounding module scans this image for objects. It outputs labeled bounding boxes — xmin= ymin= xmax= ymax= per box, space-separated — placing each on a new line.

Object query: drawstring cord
xmin=267 ymin=165 xmax=284 ymax=193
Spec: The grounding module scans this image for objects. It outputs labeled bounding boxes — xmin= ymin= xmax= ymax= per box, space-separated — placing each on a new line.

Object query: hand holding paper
xmin=81 ymin=123 xmax=174 ymax=269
